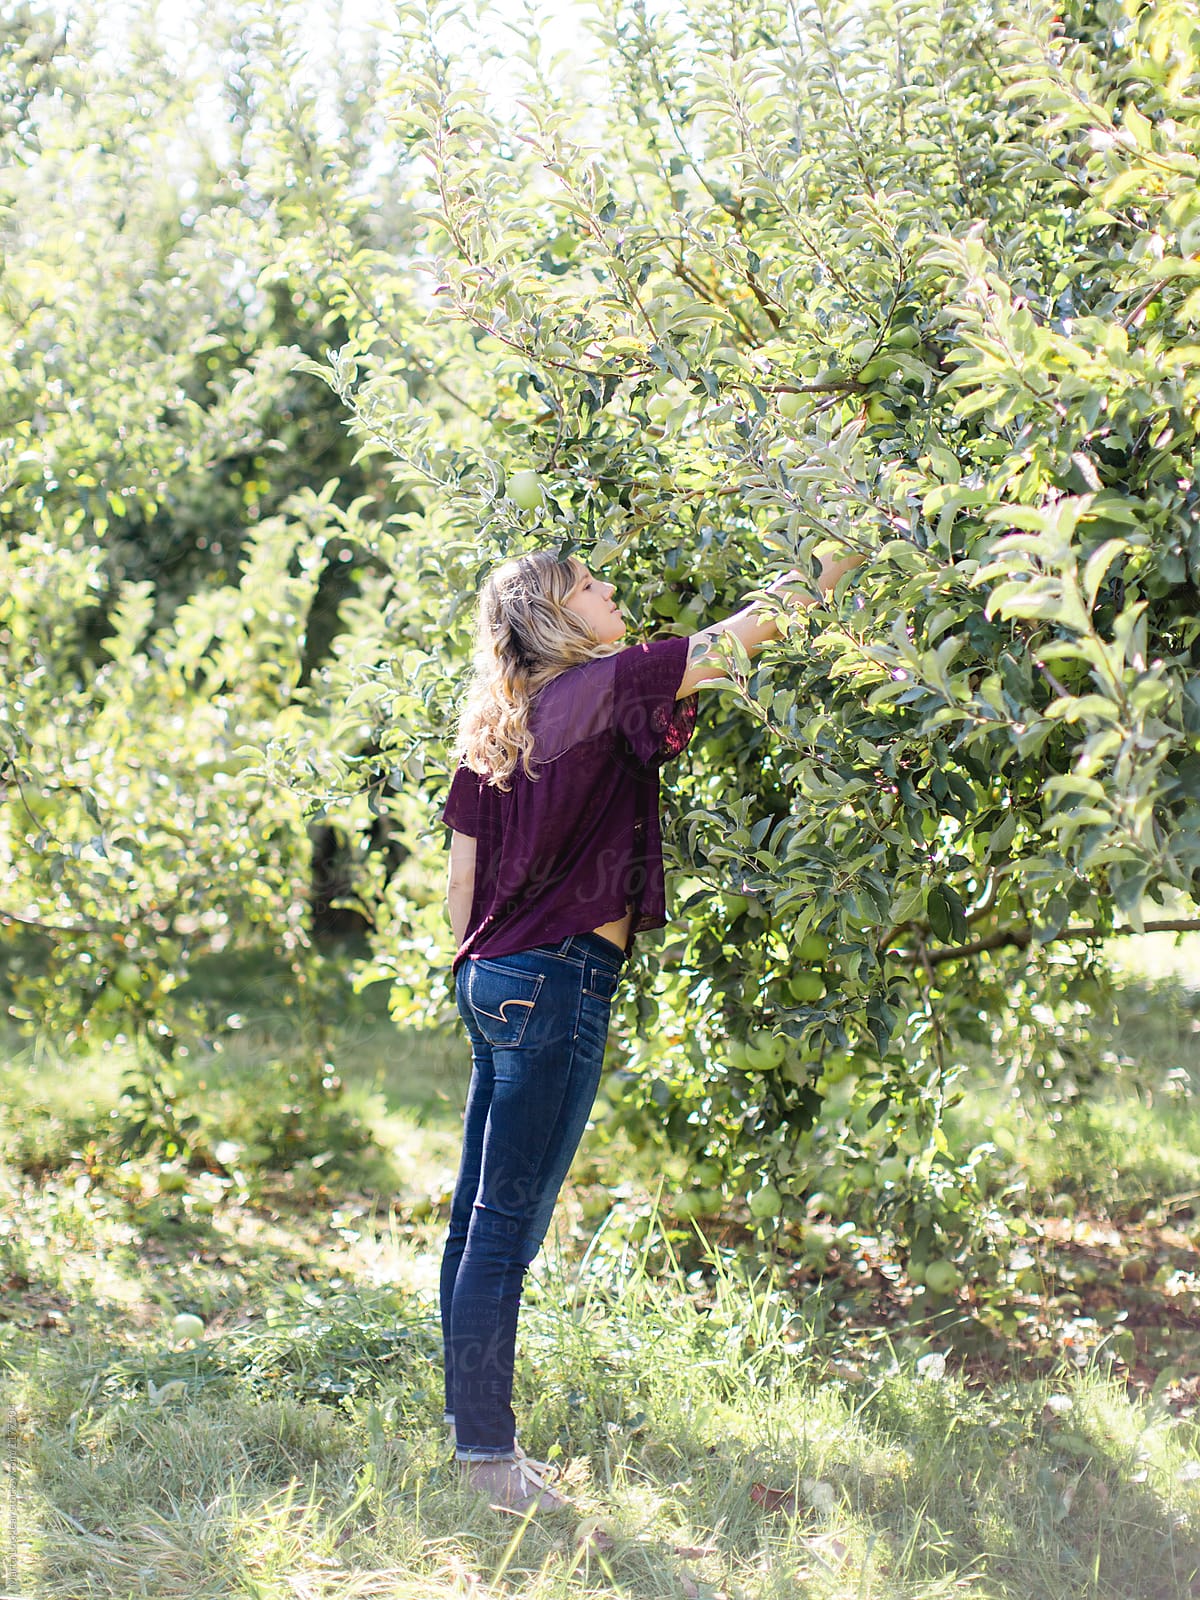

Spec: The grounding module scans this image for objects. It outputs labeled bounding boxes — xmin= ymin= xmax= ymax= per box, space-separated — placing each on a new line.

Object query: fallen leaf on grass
xmin=826 ymin=1359 xmax=865 ymax=1381
xmin=674 ymin=1542 xmax=719 ymax=1558
xmin=573 ymin=1517 xmax=615 ymax=1554
xmin=750 ymin=1477 xmax=838 ymax=1517
xmin=443 ymin=1553 xmax=487 ymax=1595
xmin=803 ymin=1533 xmax=850 ymax=1568
xmin=679 ymin=1575 xmax=728 ymax=1600
xmin=750 ymin=1482 xmax=799 ymax=1514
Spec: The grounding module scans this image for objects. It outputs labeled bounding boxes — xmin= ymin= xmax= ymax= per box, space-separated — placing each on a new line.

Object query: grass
xmin=2 ymin=1243 xmax=1198 ymax=1598
xmin=945 ymin=974 xmax=1200 ymax=1218
xmin=0 ymin=939 xmax=1198 ymax=1597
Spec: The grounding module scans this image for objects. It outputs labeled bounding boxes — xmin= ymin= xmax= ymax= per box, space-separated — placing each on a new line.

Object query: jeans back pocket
xmin=466 ymin=957 xmax=546 ymax=1048
xmin=582 ymin=961 xmax=622 ymax=1004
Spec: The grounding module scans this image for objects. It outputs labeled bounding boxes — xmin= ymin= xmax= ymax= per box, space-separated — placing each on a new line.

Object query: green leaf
xmin=1121 ymin=103 xmax=1153 ymax=151
xmin=1081 ymin=539 xmax=1130 ymax=611
xmin=927 ymin=885 xmax=953 ymax=943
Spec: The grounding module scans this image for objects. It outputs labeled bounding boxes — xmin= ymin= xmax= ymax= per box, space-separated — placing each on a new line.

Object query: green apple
xmin=725 ymin=1037 xmax=753 ymax=1071
xmin=647 ymin=394 xmax=672 ymax=422
xmin=172 ymin=1312 xmax=205 ymax=1342
xmin=508 ymin=470 xmax=544 ymax=510
xmin=788 ymin=970 xmax=825 ymax=1004
xmin=113 ymin=961 xmax=141 ymax=996
xmin=743 ymin=1031 xmax=786 ymax=1071
xmin=923 ymin=1258 xmax=960 ymax=1295
xmin=796 ymin=932 xmax=830 ymax=963
xmin=888 ymin=324 xmax=921 ymax=349
xmin=696 ymin=1188 xmax=724 ymax=1216
xmin=673 ymin=1190 xmax=705 ymax=1217
xmin=821 ymin=1050 xmax=858 ymax=1083
xmin=778 ymin=390 xmax=805 ymax=419
xmin=866 ymin=396 xmax=897 ymax=424
xmin=748 ymin=1182 xmax=784 ymax=1218
xmin=721 ymin=892 xmax=751 ymax=920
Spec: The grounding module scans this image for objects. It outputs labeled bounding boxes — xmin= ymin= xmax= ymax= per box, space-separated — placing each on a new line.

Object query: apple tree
xmin=277 ymin=0 xmax=1200 ymax=1275
xmin=0 ymin=0 xmax=415 ymax=1165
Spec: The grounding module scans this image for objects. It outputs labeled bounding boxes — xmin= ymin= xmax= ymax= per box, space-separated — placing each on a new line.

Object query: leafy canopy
xmin=290 ymin=0 xmax=1200 ymax=1251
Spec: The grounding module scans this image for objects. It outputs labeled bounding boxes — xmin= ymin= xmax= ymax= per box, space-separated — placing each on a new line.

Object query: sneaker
xmin=459 ymin=1453 xmax=570 ymax=1514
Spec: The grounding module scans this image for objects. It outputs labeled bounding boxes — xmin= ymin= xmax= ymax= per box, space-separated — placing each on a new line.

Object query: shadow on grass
xmin=0 ymin=1175 xmax=1197 ymax=1599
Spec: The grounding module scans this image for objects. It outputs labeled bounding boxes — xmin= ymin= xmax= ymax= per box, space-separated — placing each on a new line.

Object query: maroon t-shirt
xmin=440 ymin=633 xmax=699 ymax=974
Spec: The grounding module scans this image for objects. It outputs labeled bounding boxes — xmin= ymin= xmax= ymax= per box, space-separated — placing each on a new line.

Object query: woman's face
xmin=563 ymin=565 xmax=626 ymax=644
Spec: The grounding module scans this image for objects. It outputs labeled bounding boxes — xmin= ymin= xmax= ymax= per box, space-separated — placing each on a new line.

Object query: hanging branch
xmin=888 ymin=918 xmax=1200 ymax=967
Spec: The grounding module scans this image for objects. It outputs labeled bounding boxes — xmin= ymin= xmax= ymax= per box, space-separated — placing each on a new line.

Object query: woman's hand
xmin=816 ymin=546 xmax=867 ymax=594
xmin=764 ymin=568 xmax=816 ymax=606
xmin=764 ymin=547 xmax=866 ymax=610
xmin=682 ymin=549 xmax=869 ymax=695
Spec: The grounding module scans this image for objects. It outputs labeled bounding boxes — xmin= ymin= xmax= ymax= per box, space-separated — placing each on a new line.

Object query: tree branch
xmin=890 ymin=918 xmax=1200 ymax=966
xmin=0 ymin=902 xmax=189 ymax=940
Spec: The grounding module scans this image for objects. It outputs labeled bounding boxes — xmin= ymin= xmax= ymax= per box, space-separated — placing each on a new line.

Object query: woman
xmin=439 ymin=544 xmax=862 ymax=1515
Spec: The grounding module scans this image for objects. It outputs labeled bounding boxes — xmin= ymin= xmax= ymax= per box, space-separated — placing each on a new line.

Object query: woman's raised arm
xmin=674 ymin=550 xmax=865 ymax=700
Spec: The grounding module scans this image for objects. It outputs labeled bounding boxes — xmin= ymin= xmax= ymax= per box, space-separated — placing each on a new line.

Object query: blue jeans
xmin=440 ymin=931 xmax=626 ymax=1461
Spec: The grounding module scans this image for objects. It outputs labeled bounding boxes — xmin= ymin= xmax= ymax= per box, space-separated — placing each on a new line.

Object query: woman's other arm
xmin=675 ymin=549 xmax=866 ymax=699
xmin=447 ymin=829 xmax=477 ymax=946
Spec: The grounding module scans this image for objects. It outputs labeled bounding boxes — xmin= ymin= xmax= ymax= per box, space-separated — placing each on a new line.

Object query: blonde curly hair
xmin=451 ymin=548 xmax=625 ymax=790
